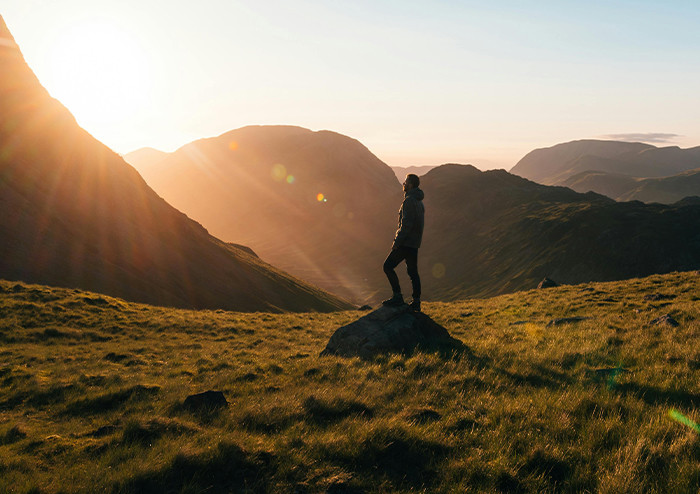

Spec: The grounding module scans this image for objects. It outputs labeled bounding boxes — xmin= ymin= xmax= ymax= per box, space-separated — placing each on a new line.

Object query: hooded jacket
xmin=392 ymin=187 xmax=425 ymax=249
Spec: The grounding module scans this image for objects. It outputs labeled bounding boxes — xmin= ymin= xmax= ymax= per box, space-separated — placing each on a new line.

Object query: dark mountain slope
xmin=0 ymin=16 xmax=350 ymax=312
xmin=139 ymin=125 xmax=403 ymax=303
xmin=420 ymin=164 xmax=700 ymax=299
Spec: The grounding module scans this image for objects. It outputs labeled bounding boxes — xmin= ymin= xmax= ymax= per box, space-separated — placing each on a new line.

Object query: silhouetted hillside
xmin=0 ymin=16 xmax=350 ymax=312
xmin=419 ymin=164 xmax=700 ymax=299
xmin=511 ymin=140 xmax=700 ymax=185
xmin=139 ymin=125 xmax=403 ymax=303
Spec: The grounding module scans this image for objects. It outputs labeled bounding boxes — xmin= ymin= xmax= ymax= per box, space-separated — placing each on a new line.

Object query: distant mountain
xmin=562 ymin=170 xmax=640 ymax=199
xmin=123 ymin=147 xmax=168 ymax=170
xmin=563 ymin=168 xmax=700 ymax=204
xmin=510 ymin=139 xmax=700 ymax=186
xmin=618 ymin=169 xmax=700 ymax=203
xmin=510 ymin=140 xmax=652 ymax=184
xmin=390 ymin=165 xmax=438 ymax=181
xmin=0 ymin=16 xmax=349 ymax=312
xmin=420 ymin=164 xmax=700 ymax=299
xmin=137 ymin=125 xmax=402 ymax=303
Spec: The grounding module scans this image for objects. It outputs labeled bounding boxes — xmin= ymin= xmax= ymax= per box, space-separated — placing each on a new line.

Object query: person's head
xmin=403 ymin=174 xmax=420 ymax=192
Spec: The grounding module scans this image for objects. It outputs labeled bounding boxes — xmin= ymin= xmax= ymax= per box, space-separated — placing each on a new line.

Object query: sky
xmin=3 ymin=0 xmax=700 ymax=169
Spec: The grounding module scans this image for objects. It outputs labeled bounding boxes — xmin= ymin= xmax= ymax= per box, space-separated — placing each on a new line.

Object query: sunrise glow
xmin=38 ymin=18 xmax=152 ymax=138
xmin=4 ymin=1 xmax=700 ymax=166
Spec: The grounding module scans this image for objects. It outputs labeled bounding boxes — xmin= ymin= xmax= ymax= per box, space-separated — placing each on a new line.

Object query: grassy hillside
xmin=1 ymin=272 xmax=699 ymax=493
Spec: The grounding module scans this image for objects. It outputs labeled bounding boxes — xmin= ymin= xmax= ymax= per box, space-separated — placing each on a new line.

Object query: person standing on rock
xmin=382 ymin=173 xmax=425 ymax=311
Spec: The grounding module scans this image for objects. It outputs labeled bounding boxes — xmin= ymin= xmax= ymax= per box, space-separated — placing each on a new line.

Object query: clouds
xmin=601 ymin=133 xmax=681 ymax=144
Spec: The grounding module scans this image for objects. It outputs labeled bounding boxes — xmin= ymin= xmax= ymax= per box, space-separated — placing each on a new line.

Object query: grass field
xmin=1 ymin=272 xmax=699 ymax=493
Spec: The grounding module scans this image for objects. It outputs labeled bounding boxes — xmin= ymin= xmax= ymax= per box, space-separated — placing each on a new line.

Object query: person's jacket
xmin=392 ymin=187 xmax=425 ymax=249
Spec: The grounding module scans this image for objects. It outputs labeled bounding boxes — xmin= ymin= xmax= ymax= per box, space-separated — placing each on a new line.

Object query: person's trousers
xmin=383 ymin=246 xmax=421 ymax=299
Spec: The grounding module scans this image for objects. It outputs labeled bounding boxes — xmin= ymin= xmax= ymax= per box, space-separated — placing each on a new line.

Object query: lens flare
xmin=317 ymin=193 xmax=325 ymax=202
xmin=286 ymin=175 xmax=295 ymax=184
xmin=228 ymin=141 xmax=239 ymax=151
xmin=669 ymin=409 xmax=700 ymax=433
xmin=271 ymin=163 xmax=287 ymax=182
xmin=607 ymin=366 xmax=625 ymax=389
xmin=432 ymin=263 xmax=446 ymax=278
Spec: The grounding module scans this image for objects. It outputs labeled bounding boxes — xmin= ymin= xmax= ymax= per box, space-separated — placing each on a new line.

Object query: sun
xmin=41 ymin=18 xmax=151 ymax=133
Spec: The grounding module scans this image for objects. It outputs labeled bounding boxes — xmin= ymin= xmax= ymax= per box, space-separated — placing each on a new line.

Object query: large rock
xmin=321 ymin=304 xmax=463 ymax=359
xmin=537 ymin=277 xmax=559 ymax=289
xmin=183 ymin=390 xmax=228 ymax=411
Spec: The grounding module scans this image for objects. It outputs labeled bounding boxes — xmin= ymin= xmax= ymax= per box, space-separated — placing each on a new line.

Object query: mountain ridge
xmin=563 ymin=167 xmax=700 ymax=204
xmin=510 ymin=139 xmax=700 ymax=185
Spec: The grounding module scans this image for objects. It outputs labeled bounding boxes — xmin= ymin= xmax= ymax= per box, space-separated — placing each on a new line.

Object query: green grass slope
xmin=1 ymin=272 xmax=699 ymax=493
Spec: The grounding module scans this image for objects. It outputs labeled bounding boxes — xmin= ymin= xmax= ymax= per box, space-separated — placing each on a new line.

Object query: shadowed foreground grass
xmin=0 ymin=272 xmax=699 ymax=493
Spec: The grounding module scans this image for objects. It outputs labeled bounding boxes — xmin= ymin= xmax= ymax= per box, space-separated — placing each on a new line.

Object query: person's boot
xmin=381 ymin=293 xmax=404 ymax=306
xmin=409 ymin=297 xmax=421 ymax=312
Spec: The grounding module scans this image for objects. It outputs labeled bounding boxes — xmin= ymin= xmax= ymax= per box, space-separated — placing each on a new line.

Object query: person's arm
xmin=392 ymin=197 xmax=416 ymax=249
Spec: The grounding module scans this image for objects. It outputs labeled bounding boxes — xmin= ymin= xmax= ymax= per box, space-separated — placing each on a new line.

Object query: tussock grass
xmin=0 ymin=273 xmax=699 ymax=492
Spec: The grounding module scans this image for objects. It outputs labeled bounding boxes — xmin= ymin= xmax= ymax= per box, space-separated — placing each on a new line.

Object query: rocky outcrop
xmin=321 ymin=304 xmax=463 ymax=359
xmin=183 ymin=390 xmax=228 ymax=411
xmin=651 ymin=314 xmax=679 ymax=327
xmin=538 ymin=277 xmax=559 ymax=289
